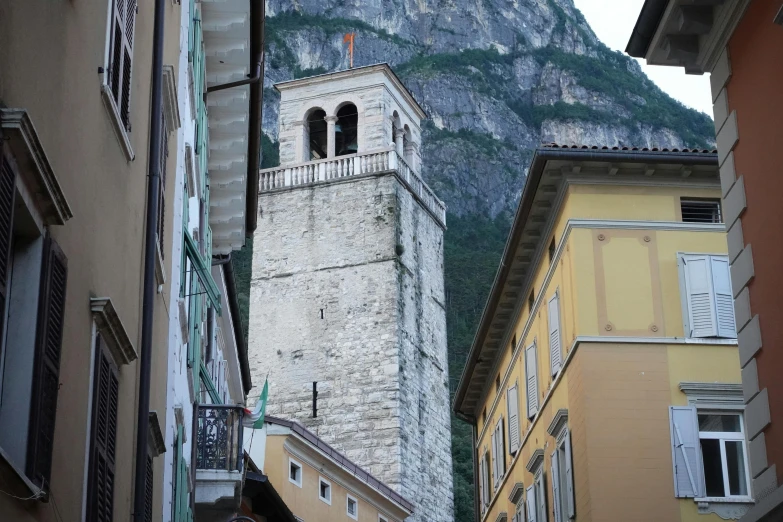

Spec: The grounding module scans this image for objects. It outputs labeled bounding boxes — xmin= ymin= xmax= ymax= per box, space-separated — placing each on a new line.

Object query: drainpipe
xmin=133 ymin=0 xmax=165 ymax=520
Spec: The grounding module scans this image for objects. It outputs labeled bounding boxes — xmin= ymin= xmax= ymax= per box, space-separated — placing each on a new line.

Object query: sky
xmin=571 ymin=0 xmax=714 ymax=117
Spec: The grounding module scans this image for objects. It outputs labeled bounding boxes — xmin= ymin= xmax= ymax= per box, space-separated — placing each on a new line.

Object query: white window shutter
xmin=669 ymin=406 xmax=704 ymax=498
xmin=497 ymin=419 xmax=505 ymax=479
xmin=526 ymin=485 xmax=537 ymax=522
xmin=710 ymin=256 xmax=736 ymax=338
xmin=548 ymin=292 xmax=562 ymax=376
xmin=564 ymin=429 xmax=575 ymax=519
xmin=479 ymin=452 xmax=487 ymax=508
xmin=491 ymin=429 xmax=498 ymax=488
xmin=682 ymin=255 xmax=717 ymax=337
xmin=483 ymin=452 xmax=490 ymax=507
xmin=551 ymin=451 xmax=562 ymax=522
xmin=526 ymin=343 xmax=539 ymax=418
xmin=507 ymin=384 xmax=520 ymax=454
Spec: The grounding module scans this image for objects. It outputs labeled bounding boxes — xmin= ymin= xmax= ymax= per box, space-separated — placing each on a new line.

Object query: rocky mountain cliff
xmin=249 ymin=2 xmax=717 ymax=521
xmin=261 ymin=0 xmax=715 ymax=217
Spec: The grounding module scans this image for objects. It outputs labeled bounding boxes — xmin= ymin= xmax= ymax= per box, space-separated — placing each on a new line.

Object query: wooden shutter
xmin=108 ymin=0 xmax=137 ymax=130
xmin=496 ymin=418 xmax=505 ymax=480
xmin=87 ymin=336 xmax=120 ymax=522
xmin=144 ymin=455 xmax=154 ymax=522
xmin=157 ymin=113 xmax=169 ymax=258
xmin=551 ymin=450 xmax=562 ymax=522
xmin=564 ymin=430 xmax=575 ymax=519
xmin=526 ymin=485 xmax=537 ymax=522
xmin=507 ymin=384 xmax=520 ymax=454
xmin=26 ymin=236 xmax=68 ymax=489
xmin=0 ymin=159 xmax=16 ymax=350
xmin=710 ymin=256 xmax=736 ymax=338
xmin=548 ymin=292 xmax=562 ymax=376
xmin=682 ymin=255 xmax=717 ymax=337
xmin=669 ymin=406 xmax=703 ymax=498
xmin=525 ymin=343 xmax=539 ymax=418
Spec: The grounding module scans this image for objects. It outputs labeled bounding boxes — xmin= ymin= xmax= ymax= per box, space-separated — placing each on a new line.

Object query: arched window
xmin=306 ymin=109 xmax=327 ymax=161
xmin=335 ymin=104 xmax=358 ymax=157
xmin=403 ymin=125 xmax=413 ymax=166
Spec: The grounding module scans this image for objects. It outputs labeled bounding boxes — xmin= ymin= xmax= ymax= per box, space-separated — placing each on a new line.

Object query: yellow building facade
xmin=249 ymin=416 xmax=414 ymax=522
xmin=453 ymin=146 xmax=751 ymax=522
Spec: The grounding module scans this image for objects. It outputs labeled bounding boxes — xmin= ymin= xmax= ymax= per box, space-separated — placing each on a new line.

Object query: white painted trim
xmin=288 ymin=456 xmax=303 ymax=488
xmin=100 ymin=85 xmax=135 ymax=161
xmin=347 ymin=493 xmax=359 ymax=520
xmin=80 ymin=322 xmax=99 ymax=521
xmin=319 ymin=476 xmax=332 ymax=505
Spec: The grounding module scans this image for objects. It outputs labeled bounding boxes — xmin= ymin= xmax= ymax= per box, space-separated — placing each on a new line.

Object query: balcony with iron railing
xmin=258 ymin=148 xmax=447 ymax=227
xmin=194 ymin=404 xmax=245 ymax=520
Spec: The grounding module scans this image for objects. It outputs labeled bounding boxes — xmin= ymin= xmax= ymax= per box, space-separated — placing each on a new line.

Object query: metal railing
xmin=195 ymin=404 xmax=244 ymax=472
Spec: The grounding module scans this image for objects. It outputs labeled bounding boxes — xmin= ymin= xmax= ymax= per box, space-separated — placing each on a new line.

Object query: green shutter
xmin=184 ymin=230 xmax=221 ymax=313
xmin=200 ymin=361 xmax=222 ymax=404
xmin=173 ymin=424 xmax=191 ymax=522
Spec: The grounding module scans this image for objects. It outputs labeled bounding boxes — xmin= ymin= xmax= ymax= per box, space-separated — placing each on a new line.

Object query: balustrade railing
xmin=259 ymin=148 xmax=446 ymax=225
xmin=195 ymin=404 xmax=244 ymax=473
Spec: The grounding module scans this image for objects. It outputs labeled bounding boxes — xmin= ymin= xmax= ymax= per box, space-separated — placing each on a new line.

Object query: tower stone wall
xmin=248 ymin=65 xmax=453 ymax=522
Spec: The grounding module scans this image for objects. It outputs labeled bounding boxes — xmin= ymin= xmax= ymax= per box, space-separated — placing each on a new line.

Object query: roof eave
xmin=626 ymin=0 xmax=671 ymax=58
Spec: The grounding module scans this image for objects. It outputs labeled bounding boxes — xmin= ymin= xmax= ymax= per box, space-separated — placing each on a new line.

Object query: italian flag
xmin=243 ymin=378 xmax=268 ymax=429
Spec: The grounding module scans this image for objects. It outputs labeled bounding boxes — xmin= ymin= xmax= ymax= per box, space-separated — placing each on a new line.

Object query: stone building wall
xmin=248 ymin=171 xmax=453 ymax=522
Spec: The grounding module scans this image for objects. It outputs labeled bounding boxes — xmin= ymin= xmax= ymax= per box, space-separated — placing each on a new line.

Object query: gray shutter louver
xmin=0 ymin=160 xmax=16 ymax=354
xmin=507 ymin=384 xmax=520 ymax=454
xmin=710 ymin=256 xmax=736 ymax=338
xmin=479 ymin=454 xmax=485 ymax=509
xmin=564 ymin=429 xmax=575 ymax=519
xmin=548 ymin=292 xmax=562 ymax=375
xmin=526 ymin=485 xmax=537 ymax=522
xmin=682 ymin=255 xmax=717 ymax=337
xmin=669 ymin=406 xmax=703 ymax=498
xmin=526 ymin=343 xmax=539 ymax=418
xmin=491 ymin=427 xmax=498 ymax=488
xmin=551 ymin=451 xmax=562 ymax=522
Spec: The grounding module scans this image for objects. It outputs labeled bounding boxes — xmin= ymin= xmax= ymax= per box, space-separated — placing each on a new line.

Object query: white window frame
xmin=677 ymin=253 xmax=736 ymax=339
xmin=696 ymin=411 xmax=752 ymax=502
xmin=288 ymin=457 xmax=303 ymax=488
xmin=378 ymin=515 xmax=389 ymax=522
xmin=346 ymin=494 xmax=358 ymax=520
xmin=318 ymin=476 xmax=332 ymax=505
xmin=534 ymin=470 xmax=547 ymax=522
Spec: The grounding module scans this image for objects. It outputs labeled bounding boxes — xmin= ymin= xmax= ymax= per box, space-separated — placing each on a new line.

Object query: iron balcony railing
xmin=195 ymin=404 xmax=244 ymax=473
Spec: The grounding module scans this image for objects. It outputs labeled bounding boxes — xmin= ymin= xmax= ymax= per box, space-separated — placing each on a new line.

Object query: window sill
xmin=100 ymin=84 xmax=135 ymax=162
xmin=695 ymin=498 xmax=753 ymax=519
xmin=0 ymin=445 xmax=45 ymax=501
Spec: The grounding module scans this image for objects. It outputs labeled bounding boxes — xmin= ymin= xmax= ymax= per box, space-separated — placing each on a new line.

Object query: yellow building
xmin=246 ymin=416 xmax=414 ymax=522
xmin=453 ymin=145 xmax=751 ymax=522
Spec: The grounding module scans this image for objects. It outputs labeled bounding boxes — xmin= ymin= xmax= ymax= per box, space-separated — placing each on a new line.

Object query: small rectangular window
xmin=347 ymin=495 xmax=358 ymax=520
xmin=482 ymin=408 xmax=487 ymax=425
xmin=511 ymin=334 xmax=517 ymax=354
xmin=548 ymin=238 xmax=556 ymax=263
xmin=681 ymin=198 xmax=722 ymax=223
xmin=528 ymin=290 xmax=535 ymax=313
xmin=289 ymin=458 xmax=302 ymax=487
xmin=379 ymin=516 xmax=389 ymax=522
xmin=495 ymin=374 xmax=501 ymax=392
xmin=319 ymin=477 xmax=332 ymax=504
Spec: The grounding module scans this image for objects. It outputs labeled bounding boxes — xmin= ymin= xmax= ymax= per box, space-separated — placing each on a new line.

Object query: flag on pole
xmin=243 ymin=378 xmax=268 ymax=429
xmin=343 ymin=33 xmax=355 ymax=68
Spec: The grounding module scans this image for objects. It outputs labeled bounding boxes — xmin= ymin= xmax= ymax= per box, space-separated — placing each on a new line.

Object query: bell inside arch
xmin=335 ymin=104 xmax=358 ymax=157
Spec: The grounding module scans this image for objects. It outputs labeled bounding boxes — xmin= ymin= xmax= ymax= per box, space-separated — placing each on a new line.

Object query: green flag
xmin=243 ymin=378 xmax=268 ymax=429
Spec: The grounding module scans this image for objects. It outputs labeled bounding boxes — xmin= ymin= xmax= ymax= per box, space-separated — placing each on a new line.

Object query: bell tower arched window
xmin=335 ymin=104 xmax=358 ymax=157
xmin=306 ymin=109 xmax=327 ymax=161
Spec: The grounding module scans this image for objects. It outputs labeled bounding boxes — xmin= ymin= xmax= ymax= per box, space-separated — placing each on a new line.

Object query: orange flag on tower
xmin=343 ymin=33 xmax=355 ymax=68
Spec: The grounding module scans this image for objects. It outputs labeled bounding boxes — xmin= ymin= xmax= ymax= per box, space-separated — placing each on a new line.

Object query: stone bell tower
xmin=247 ymin=64 xmax=453 ymax=522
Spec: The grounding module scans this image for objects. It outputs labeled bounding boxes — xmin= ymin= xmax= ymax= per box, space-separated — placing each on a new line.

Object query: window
xmin=669 ymin=406 xmax=750 ymax=500
xmin=0 ymin=157 xmax=68 ymax=491
xmin=479 ymin=449 xmax=490 ymax=511
xmin=525 ymin=343 xmax=539 ymax=418
xmin=496 ymin=374 xmax=501 ymax=392
xmin=679 ymin=254 xmax=736 ymax=338
xmin=511 ymin=334 xmax=517 ymax=354
xmin=319 ymin=477 xmax=332 ymax=504
xmin=482 ymin=407 xmax=487 ymax=425
xmin=507 ymin=384 xmax=520 ymax=455
xmin=681 ymin=198 xmax=722 ymax=223
xmin=491 ymin=417 xmax=505 ymax=488
xmin=548 ymin=291 xmax=562 ymax=376
xmin=526 ymin=471 xmax=548 ymax=522
xmin=172 ymin=424 xmax=191 ymax=522
xmin=347 ymin=494 xmax=358 ymax=520
xmin=336 ymin=104 xmax=359 ymax=157
xmin=550 ymin=429 xmax=575 ymax=522
xmin=528 ymin=290 xmax=535 ymax=313
xmin=698 ymin=413 xmax=749 ymax=498
xmin=105 ymin=0 xmax=137 ymax=131
xmin=548 ymin=238 xmax=556 ymax=263
xmin=156 ymin=113 xmax=169 ymax=258
xmin=379 ymin=516 xmax=389 ymax=522
xmin=289 ymin=458 xmax=302 ymax=488
xmin=86 ymin=334 xmax=120 ymax=522
xmin=306 ymin=108 xmax=328 ymax=160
